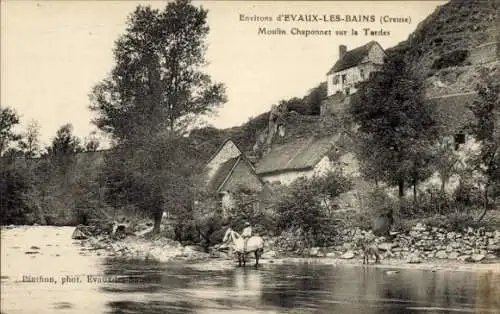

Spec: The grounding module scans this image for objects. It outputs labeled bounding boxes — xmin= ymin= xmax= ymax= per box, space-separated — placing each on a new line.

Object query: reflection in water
xmin=2 ymin=227 xmax=500 ymax=314
xmin=103 ymin=262 xmax=500 ymax=314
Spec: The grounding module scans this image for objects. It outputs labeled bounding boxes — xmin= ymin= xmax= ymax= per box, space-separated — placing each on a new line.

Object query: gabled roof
xmin=208 ymin=156 xmax=241 ymax=192
xmin=203 ymin=138 xmax=256 ymax=171
xmin=255 ymin=136 xmax=335 ymax=175
xmin=327 ymin=41 xmax=383 ymax=74
xmin=204 ymin=138 xmax=239 ymax=166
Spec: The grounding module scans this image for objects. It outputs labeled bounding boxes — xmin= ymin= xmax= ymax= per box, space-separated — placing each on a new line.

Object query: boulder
xmin=377 ymin=243 xmax=394 ymax=252
xmin=448 ymin=252 xmax=460 ymax=260
xmin=406 ymin=252 xmax=422 ymax=264
xmin=413 ymin=223 xmax=427 ymax=232
xmin=309 ymin=247 xmax=320 ymax=257
xmin=436 ymin=251 xmax=448 ymax=259
xmin=457 ymin=255 xmax=472 ymax=262
xmin=71 ymin=225 xmax=88 ymax=240
xmin=262 ymin=250 xmax=277 ymax=258
xmin=340 ymin=251 xmax=355 ymax=259
xmin=471 ymin=254 xmax=485 ymax=262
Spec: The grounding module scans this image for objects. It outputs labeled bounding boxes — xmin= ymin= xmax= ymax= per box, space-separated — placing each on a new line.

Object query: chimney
xmin=339 ymin=45 xmax=347 ymax=59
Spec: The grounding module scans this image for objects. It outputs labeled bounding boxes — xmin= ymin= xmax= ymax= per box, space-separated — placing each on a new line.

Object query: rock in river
xmin=472 ymin=254 xmax=485 ymax=262
xmin=340 ymin=251 xmax=355 ymax=259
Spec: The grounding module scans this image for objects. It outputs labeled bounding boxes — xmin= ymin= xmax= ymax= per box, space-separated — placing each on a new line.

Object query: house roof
xmin=208 ymin=156 xmax=241 ymax=192
xmin=255 ymin=136 xmax=335 ymax=175
xmin=204 ymin=138 xmax=239 ymax=166
xmin=327 ymin=41 xmax=382 ymax=74
xmin=203 ymin=138 xmax=256 ymax=171
xmin=208 ymin=155 xmax=264 ymax=193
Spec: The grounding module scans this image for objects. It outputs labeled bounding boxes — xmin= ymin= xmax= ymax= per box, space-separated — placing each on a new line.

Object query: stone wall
xmin=273 ymin=223 xmax=500 ymax=263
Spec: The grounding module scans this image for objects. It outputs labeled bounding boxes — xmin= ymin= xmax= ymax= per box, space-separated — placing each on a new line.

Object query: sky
xmin=1 ymin=0 xmax=446 ymax=148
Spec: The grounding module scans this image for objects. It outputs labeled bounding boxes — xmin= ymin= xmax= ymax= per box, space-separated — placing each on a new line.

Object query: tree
xmin=89 ymin=0 xmax=226 ymax=233
xmin=433 ymin=137 xmax=461 ymax=193
xmin=18 ymin=119 xmax=41 ymax=158
xmin=350 ymin=55 xmax=439 ymax=201
xmin=89 ymin=0 xmax=226 ymax=143
xmin=469 ymin=69 xmax=500 ymax=221
xmin=275 ymin=171 xmax=352 ymax=245
xmin=0 ymin=107 xmax=21 ymax=156
xmin=101 ymin=134 xmax=203 ymax=233
xmin=84 ymin=131 xmax=100 ymax=152
xmin=45 ymin=123 xmax=83 ymax=157
xmin=304 ymin=82 xmax=327 ymax=115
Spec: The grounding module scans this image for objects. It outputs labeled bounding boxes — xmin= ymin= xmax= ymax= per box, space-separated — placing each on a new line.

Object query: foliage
xmin=304 ymin=82 xmax=327 ymax=115
xmin=89 ymin=1 xmax=226 ymax=233
xmin=280 ymin=97 xmax=307 ymax=115
xmin=278 ymin=82 xmax=327 ymax=116
xmin=45 ymin=123 xmax=84 ymax=157
xmin=101 ymin=134 xmax=203 ymax=233
xmin=431 ymin=49 xmax=470 ymax=70
xmin=432 ymin=138 xmax=461 ymax=192
xmin=225 ymin=188 xmax=276 ymax=236
xmin=0 ymin=161 xmax=33 ymax=225
xmin=18 ymin=120 xmax=41 ymax=158
xmin=275 ymin=171 xmax=352 ymax=245
xmin=84 ymin=131 xmax=100 ymax=152
xmin=350 ymin=54 xmax=440 ymax=197
xmin=0 ymin=107 xmax=21 ymax=156
xmin=89 ymin=0 xmax=226 ymax=142
xmin=469 ymin=69 xmax=500 ymax=220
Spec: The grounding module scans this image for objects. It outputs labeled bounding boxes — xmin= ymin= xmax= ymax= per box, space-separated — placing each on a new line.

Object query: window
xmin=332 ymin=75 xmax=339 ymax=85
xmin=341 ymin=74 xmax=347 ymax=85
xmin=360 ymin=68 xmax=365 ymax=79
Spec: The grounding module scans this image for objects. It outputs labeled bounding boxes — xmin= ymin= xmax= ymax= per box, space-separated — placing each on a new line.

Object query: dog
xmin=359 ymin=241 xmax=381 ymax=264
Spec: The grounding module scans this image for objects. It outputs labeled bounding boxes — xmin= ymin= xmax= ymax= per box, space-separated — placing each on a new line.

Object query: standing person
xmin=241 ymin=221 xmax=252 ymax=252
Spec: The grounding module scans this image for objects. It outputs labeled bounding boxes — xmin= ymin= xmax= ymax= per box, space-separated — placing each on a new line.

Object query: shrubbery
xmin=0 ymin=163 xmax=33 ymax=225
xmin=431 ymin=49 xmax=470 ymax=70
xmin=274 ymin=171 xmax=352 ymax=246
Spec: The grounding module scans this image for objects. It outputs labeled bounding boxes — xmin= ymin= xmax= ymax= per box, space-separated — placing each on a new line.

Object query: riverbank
xmin=3 ymin=224 xmax=499 ymax=274
xmin=78 ymin=232 xmax=500 ymax=273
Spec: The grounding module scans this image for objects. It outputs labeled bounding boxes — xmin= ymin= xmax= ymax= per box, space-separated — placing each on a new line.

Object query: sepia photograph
xmin=1 ymin=0 xmax=499 ymax=313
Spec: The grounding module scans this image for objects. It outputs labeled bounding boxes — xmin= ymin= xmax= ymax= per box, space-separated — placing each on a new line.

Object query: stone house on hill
xmin=254 ymin=136 xmax=337 ymax=186
xmin=326 ymin=41 xmax=386 ymax=97
xmin=202 ymin=139 xmax=266 ymax=215
xmin=321 ymin=41 xmax=386 ymax=116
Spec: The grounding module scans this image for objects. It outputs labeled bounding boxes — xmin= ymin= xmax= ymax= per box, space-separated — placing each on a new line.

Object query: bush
xmin=0 ymin=163 xmax=33 ymax=225
xmin=431 ymin=49 xmax=470 ymax=70
xmin=275 ymin=171 xmax=352 ymax=246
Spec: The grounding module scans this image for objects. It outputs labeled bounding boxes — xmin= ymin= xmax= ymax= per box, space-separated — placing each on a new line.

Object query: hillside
xmin=391 ymin=0 xmax=497 ymax=75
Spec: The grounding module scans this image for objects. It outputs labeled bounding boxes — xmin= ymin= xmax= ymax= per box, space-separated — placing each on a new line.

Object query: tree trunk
xmin=413 ymin=180 xmax=417 ymax=204
xmin=152 ymin=209 xmax=163 ymax=234
xmin=477 ymin=184 xmax=489 ymax=223
xmin=441 ymin=179 xmax=445 ymax=194
xmin=398 ymin=180 xmax=405 ymax=198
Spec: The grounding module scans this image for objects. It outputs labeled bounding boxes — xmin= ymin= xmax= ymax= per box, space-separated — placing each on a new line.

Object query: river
xmin=1 ymin=226 xmax=500 ymax=314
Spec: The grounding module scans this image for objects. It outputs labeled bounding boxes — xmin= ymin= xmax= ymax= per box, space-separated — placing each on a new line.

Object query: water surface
xmin=2 ymin=226 xmax=499 ymax=314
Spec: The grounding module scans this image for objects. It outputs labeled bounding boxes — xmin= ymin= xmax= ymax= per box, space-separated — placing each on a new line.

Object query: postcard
xmin=1 ymin=1 xmax=499 ymax=313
